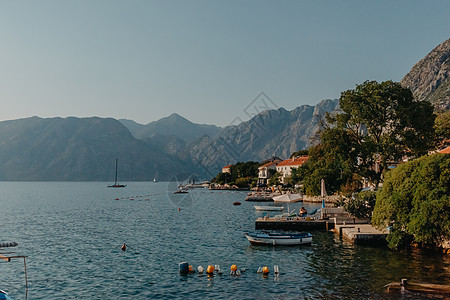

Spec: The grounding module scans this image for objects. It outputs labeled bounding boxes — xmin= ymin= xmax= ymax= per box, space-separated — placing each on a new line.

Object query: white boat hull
xmin=254 ymin=206 xmax=284 ymax=211
xmin=245 ymin=233 xmax=312 ymax=246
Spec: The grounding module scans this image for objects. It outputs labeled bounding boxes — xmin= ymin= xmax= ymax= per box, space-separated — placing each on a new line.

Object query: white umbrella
xmin=273 ymin=193 xmax=302 ymax=203
xmin=273 ymin=193 xmax=302 ymax=214
xmin=321 ymin=179 xmax=327 ymax=208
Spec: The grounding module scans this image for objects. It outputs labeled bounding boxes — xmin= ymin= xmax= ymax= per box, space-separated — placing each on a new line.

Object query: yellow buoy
xmin=206 ymin=265 xmax=215 ymax=274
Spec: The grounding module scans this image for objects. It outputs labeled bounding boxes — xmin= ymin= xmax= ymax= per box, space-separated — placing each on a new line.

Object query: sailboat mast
xmin=115 ymin=158 xmax=118 ymax=184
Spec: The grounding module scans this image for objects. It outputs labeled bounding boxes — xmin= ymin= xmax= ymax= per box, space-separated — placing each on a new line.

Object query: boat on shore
xmin=254 ymin=206 xmax=284 ymax=211
xmin=244 ymin=232 xmax=312 ymax=246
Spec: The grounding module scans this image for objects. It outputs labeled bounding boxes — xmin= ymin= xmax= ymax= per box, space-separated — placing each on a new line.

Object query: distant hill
xmin=187 ymin=99 xmax=339 ymax=177
xmin=401 ymin=38 xmax=450 ymax=111
xmin=0 ymin=99 xmax=339 ymax=181
xmin=0 ymin=116 xmax=195 ymax=181
xmin=120 ymin=113 xmax=222 ymax=142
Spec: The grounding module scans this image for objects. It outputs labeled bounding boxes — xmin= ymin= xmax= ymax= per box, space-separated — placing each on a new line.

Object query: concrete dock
xmin=255 ymin=217 xmax=335 ymax=231
xmin=334 ymin=224 xmax=388 ymax=245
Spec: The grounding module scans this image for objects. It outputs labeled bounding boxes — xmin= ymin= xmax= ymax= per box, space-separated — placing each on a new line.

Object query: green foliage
xmin=211 ymin=161 xmax=260 ymax=187
xmin=291 ymin=127 xmax=358 ymax=196
xmin=434 ymin=111 xmax=450 ymax=148
xmin=344 ymin=191 xmax=377 ymax=219
xmin=234 ymin=177 xmax=253 ymax=188
xmin=331 ymin=80 xmax=436 ymax=187
xmin=268 ymin=171 xmax=282 ymax=186
xmin=290 ymin=150 xmax=308 ymax=158
xmin=372 ymin=154 xmax=450 ymax=249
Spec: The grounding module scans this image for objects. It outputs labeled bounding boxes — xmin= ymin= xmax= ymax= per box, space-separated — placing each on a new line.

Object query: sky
xmin=0 ymin=1 xmax=449 ymax=127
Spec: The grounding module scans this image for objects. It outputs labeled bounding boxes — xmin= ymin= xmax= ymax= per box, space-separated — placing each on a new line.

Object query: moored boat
xmin=254 ymin=206 xmax=284 ymax=211
xmin=244 ymin=232 xmax=312 ymax=246
xmin=108 ymin=159 xmax=126 ymax=188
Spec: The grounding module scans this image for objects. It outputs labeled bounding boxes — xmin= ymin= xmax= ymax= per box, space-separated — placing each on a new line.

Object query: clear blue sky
xmin=0 ymin=1 xmax=449 ymax=127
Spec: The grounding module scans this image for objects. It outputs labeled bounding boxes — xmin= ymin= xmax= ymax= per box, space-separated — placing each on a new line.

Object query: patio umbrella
xmin=273 ymin=193 xmax=302 ymax=203
xmin=273 ymin=193 xmax=302 ymax=214
xmin=320 ymin=179 xmax=327 ymax=208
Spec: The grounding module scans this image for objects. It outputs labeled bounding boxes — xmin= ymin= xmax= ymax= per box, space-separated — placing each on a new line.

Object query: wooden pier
xmin=385 ymin=278 xmax=450 ymax=298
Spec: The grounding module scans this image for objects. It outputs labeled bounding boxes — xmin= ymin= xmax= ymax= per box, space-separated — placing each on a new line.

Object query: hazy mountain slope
xmin=188 ymin=99 xmax=339 ymax=177
xmin=401 ymin=38 xmax=450 ymax=111
xmin=0 ymin=117 xmax=193 ymax=181
xmin=120 ymin=113 xmax=222 ymax=142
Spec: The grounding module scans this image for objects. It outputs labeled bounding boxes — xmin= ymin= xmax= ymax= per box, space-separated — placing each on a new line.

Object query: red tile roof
xmin=438 ymin=146 xmax=450 ymax=154
xmin=258 ymin=161 xmax=278 ymax=169
xmin=277 ymin=156 xmax=309 ymax=167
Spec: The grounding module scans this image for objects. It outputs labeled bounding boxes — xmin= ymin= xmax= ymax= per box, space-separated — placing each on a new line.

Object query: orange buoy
xmin=262 ymin=266 xmax=269 ymax=274
xmin=231 ymin=264 xmax=237 ymax=272
xmin=121 ymin=243 xmax=127 ymax=251
xmin=206 ymin=265 xmax=215 ymax=274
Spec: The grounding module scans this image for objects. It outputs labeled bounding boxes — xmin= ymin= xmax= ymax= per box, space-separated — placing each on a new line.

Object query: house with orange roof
xmin=222 ymin=164 xmax=233 ymax=174
xmin=275 ymin=156 xmax=309 ymax=184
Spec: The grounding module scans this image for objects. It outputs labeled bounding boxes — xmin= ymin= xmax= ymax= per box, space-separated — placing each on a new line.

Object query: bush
xmin=344 ymin=191 xmax=376 ymax=219
xmin=372 ymin=154 xmax=450 ymax=249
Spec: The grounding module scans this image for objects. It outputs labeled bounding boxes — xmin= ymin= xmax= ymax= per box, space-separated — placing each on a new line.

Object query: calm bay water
xmin=0 ymin=182 xmax=449 ymax=299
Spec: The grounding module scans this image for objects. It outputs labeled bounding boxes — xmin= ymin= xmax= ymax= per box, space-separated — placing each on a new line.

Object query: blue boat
xmin=0 ymin=290 xmax=13 ymax=300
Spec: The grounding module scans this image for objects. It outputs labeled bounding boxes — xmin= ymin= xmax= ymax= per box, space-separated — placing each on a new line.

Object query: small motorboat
xmin=244 ymin=232 xmax=312 ymax=246
xmin=174 ymin=189 xmax=188 ymax=194
xmin=254 ymin=205 xmax=284 ymax=211
xmin=233 ymin=202 xmax=241 ymax=206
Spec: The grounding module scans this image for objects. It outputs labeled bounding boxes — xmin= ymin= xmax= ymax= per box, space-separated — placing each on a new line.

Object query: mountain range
xmin=0 ymin=38 xmax=448 ymax=181
xmin=401 ymin=38 xmax=450 ymax=111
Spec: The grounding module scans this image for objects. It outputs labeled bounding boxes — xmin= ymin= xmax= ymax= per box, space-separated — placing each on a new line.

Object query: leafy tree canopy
xmin=372 ymin=153 xmax=450 ymax=249
xmin=211 ymin=161 xmax=260 ymax=185
xmin=329 ymin=80 xmax=436 ymax=187
xmin=434 ymin=111 xmax=450 ymax=148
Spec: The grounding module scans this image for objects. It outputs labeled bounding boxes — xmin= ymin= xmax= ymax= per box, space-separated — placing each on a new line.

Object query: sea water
xmin=0 ymin=182 xmax=448 ymax=299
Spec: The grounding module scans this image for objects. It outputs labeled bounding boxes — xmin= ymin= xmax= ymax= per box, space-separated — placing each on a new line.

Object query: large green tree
xmin=372 ymin=153 xmax=450 ymax=249
xmin=329 ymin=80 xmax=435 ymax=186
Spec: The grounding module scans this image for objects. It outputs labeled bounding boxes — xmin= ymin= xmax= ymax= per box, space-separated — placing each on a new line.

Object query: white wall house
xmin=275 ymin=156 xmax=309 ymax=184
xmin=257 ymin=161 xmax=279 ymax=185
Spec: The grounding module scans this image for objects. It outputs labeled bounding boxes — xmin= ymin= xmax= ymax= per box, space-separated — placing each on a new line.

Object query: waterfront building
xmin=221 ymin=164 xmax=233 ymax=174
xmin=275 ymin=156 xmax=309 ymax=184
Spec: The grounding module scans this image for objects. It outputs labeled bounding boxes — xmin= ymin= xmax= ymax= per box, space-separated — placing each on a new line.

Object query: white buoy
xmin=274 ymin=265 xmax=279 ymax=274
xmin=236 ymin=270 xmax=241 ymax=276
xmin=257 ymin=267 xmax=263 ymax=273
xmin=198 ymin=266 xmax=204 ymax=273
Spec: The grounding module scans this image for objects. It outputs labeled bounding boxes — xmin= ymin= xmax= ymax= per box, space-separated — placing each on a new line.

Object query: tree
xmin=290 ymin=150 xmax=308 ymax=158
xmin=330 ymin=80 xmax=435 ymax=187
xmin=372 ymin=153 xmax=450 ymax=249
xmin=268 ymin=171 xmax=282 ymax=186
xmin=434 ymin=111 xmax=450 ymax=148
xmin=292 ymin=127 xmax=360 ymax=196
xmin=343 ymin=191 xmax=377 ymax=219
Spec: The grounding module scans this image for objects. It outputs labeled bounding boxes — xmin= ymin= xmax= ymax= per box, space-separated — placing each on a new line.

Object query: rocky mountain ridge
xmin=401 ymin=38 xmax=450 ymax=111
